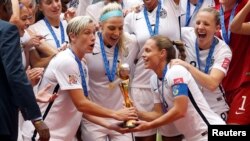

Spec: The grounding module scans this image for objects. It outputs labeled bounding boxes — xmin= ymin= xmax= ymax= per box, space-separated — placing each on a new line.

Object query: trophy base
xmin=122 ymin=120 xmax=137 ymax=128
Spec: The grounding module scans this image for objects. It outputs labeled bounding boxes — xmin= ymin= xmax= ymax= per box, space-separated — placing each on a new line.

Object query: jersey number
xmin=239 ymin=95 xmax=247 ymax=111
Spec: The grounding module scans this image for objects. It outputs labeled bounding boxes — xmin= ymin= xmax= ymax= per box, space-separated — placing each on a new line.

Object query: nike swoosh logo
xmin=153 ymin=88 xmax=158 ymax=91
xmin=136 ymin=17 xmax=142 ymax=20
xmin=92 ymin=52 xmax=100 ymax=55
xmin=235 ymin=111 xmax=244 ymax=115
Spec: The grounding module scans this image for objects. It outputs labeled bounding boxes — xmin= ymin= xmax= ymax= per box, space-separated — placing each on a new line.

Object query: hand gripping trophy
xmin=118 ymin=63 xmax=136 ymax=128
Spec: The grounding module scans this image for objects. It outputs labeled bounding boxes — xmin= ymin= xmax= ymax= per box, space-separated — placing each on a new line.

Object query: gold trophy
xmin=118 ymin=63 xmax=136 ymax=128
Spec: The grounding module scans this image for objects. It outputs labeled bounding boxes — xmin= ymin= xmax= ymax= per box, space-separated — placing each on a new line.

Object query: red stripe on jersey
xmin=174 ymin=78 xmax=184 ymax=84
xmin=222 ymin=58 xmax=231 ymax=69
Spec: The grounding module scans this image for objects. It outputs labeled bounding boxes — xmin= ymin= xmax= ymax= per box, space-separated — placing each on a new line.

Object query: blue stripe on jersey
xmin=172 ymin=83 xmax=188 ymax=97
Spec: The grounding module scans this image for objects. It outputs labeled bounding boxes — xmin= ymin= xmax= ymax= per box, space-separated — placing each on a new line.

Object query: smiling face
xmin=21 ymin=0 xmax=37 ymax=24
xmin=142 ymin=39 xmax=162 ymax=71
xmin=38 ymin=0 xmax=62 ymax=20
xmin=195 ymin=11 xmax=219 ymax=49
xmin=19 ymin=6 xmax=32 ymax=36
xmin=100 ymin=16 xmax=124 ymax=47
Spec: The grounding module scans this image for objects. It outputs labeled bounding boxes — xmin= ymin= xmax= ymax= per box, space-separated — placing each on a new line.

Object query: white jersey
xmin=28 ymin=19 xmax=69 ymax=49
xmin=151 ymin=65 xmax=226 ymax=141
xmin=124 ymin=0 xmax=181 ymax=137
xmin=181 ymin=27 xmax=231 ymax=116
xmin=81 ymin=33 xmax=136 ymax=141
xmin=86 ymin=0 xmax=142 ymax=23
xmin=180 ymin=0 xmax=215 ymax=27
xmin=76 ymin=0 xmax=93 ymax=16
xmin=21 ymin=48 xmax=87 ymax=141
xmin=84 ymin=34 xmax=132 ymax=110
xmin=124 ymin=0 xmax=181 ymax=88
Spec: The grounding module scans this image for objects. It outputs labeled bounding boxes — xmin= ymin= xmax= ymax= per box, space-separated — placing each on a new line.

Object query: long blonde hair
xmin=99 ymin=2 xmax=126 ymax=56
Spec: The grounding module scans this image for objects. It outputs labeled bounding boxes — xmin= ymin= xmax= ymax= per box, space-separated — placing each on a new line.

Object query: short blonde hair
xmin=66 ymin=16 xmax=93 ymax=42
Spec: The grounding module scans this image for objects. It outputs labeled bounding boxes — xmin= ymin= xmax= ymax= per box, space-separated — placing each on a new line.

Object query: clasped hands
xmin=109 ymin=104 xmax=151 ymax=134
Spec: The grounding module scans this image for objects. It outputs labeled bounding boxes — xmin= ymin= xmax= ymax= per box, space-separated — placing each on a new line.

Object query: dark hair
xmin=61 ymin=0 xmax=70 ymax=12
xmin=35 ymin=0 xmax=44 ymax=22
xmin=0 ymin=0 xmax=12 ymax=21
xmin=150 ymin=35 xmax=186 ymax=63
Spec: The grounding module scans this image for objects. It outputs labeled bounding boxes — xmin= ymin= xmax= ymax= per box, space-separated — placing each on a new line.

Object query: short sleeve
xmin=167 ymin=65 xmax=190 ymax=87
xmin=54 ymin=58 xmax=83 ymax=90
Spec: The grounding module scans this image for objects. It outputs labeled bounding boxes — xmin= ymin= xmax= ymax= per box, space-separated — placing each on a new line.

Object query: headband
xmin=99 ymin=10 xmax=123 ymax=22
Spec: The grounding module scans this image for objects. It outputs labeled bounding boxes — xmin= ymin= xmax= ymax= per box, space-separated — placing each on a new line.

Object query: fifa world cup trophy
xmin=118 ymin=63 xmax=136 ymax=128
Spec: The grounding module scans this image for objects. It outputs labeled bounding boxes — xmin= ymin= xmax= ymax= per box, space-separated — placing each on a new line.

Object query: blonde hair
xmin=99 ymin=2 xmax=123 ymax=19
xmin=66 ymin=16 xmax=93 ymax=42
xmin=99 ymin=2 xmax=126 ymax=56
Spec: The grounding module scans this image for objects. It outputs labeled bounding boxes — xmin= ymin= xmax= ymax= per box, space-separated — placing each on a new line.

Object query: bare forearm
xmin=149 ymin=96 xmax=187 ymax=128
xmin=230 ymin=2 xmax=250 ymax=34
xmin=29 ymin=50 xmax=53 ymax=68
xmin=37 ymin=41 xmax=58 ymax=56
xmin=187 ymin=63 xmax=221 ymax=91
xmin=77 ymin=99 xmax=117 ymax=120
xmin=9 ymin=0 xmax=20 ymax=24
xmin=149 ymin=106 xmax=184 ymax=129
xmin=70 ymin=90 xmax=136 ymax=121
xmin=138 ymin=110 xmax=163 ymax=122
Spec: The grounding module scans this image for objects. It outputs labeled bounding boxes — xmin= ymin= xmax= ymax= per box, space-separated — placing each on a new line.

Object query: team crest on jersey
xmin=172 ymin=85 xmax=179 ymax=96
xmin=173 ymin=78 xmax=183 ymax=84
xmin=160 ymin=8 xmax=167 ymax=18
xmin=68 ymin=74 xmax=78 ymax=84
xmin=221 ymin=57 xmax=231 ymax=69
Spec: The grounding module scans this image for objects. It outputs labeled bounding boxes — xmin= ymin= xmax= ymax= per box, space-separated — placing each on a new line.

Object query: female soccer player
xmin=81 ymin=2 xmax=137 ymax=141
xmin=130 ymin=35 xmax=226 ymax=141
xmin=21 ymin=16 xmax=137 ymax=141
xmin=124 ymin=0 xmax=182 ymax=140
xmin=172 ymin=8 xmax=232 ymax=121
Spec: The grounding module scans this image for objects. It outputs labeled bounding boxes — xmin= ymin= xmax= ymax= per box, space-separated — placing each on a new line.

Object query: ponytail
xmin=172 ymin=40 xmax=186 ymax=61
xmin=150 ymin=35 xmax=186 ymax=63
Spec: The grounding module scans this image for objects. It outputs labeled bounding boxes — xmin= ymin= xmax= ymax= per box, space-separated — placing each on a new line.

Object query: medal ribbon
xmin=98 ymin=32 xmax=119 ymax=82
xmin=157 ymin=65 xmax=168 ymax=113
xmin=219 ymin=1 xmax=239 ymax=45
xmin=43 ymin=18 xmax=65 ymax=48
xmin=195 ymin=37 xmax=217 ymax=74
xmin=70 ymin=48 xmax=88 ymax=97
xmin=185 ymin=0 xmax=204 ymax=26
xmin=143 ymin=0 xmax=161 ymax=36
